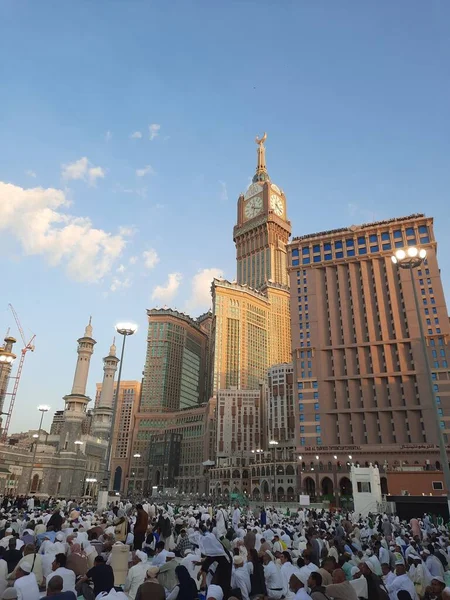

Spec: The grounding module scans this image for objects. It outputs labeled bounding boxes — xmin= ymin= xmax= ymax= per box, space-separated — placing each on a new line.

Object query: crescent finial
xmin=255 ymin=132 xmax=267 ymax=145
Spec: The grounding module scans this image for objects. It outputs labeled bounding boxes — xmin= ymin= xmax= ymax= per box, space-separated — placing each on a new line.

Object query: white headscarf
xmin=200 ymin=533 xmax=229 ymax=560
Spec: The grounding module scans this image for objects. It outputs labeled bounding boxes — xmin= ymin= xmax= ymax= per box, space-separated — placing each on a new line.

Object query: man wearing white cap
xmin=124 ymin=551 xmax=147 ymax=600
xmin=386 ymin=560 xmax=418 ymax=600
xmin=13 ymin=561 xmax=39 ymax=600
xmin=231 ymin=555 xmax=251 ymax=600
xmin=206 ymin=584 xmax=224 ymax=600
xmin=288 ymin=571 xmax=312 ymax=600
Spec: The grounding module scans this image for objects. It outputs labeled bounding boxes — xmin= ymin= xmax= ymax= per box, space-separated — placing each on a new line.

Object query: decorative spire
xmin=109 ymin=336 xmax=116 ymax=357
xmin=84 ymin=316 xmax=93 ymax=338
xmin=253 ymin=132 xmax=270 ymax=183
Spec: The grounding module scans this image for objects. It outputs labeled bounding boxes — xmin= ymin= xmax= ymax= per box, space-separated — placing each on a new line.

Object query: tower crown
xmin=252 ymin=132 xmax=270 ymax=183
xmin=84 ymin=316 xmax=93 ymax=339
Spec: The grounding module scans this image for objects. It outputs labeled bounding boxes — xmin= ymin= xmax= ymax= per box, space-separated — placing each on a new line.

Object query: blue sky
xmin=1 ymin=1 xmax=450 ymax=432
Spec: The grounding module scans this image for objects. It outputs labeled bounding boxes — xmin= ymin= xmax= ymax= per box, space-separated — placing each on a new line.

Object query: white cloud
xmin=142 ymin=248 xmax=159 ymax=270
xmin=26 ymin=170 xmax=37 ymax=178
xmin=149 ymin=123 xmax=161 ymax=140
xmin=187 ymin=268 xmax=223 ymax=310
xmin=136 ymin=164 xmax=156 ymax=177
xmin=105 ymin=130 xmax=112 ymax=142
xmin=219 ymin=180 xmax=228 ymax=202
xmin=0 ymin=181 xmax=126 ymax=283
xmin=61 ymin=157 xmax=105 ymax=186
xmin=152 ymin=272 xmax=182 ymax=303
xmin=118 ymin=225 xmax=138 ymax=236
xmin=110 ymin=277 xmax=131 ymax=292
xmin=116 ymin=264 xmax=126 ymax=273
xmin=129 ymin=255 xmax=138 ymax=265
xmin=130 ymin=131 xmax=142 ymax=139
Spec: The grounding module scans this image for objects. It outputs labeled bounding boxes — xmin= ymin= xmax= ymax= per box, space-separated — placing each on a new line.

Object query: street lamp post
xmin=104 ymin=322 xmax=137 ymax=491
xmin=131 ymin=453 xmax=141 ymax=495
xmin=269 ymin=440 xmax=279 ymax=504
xmin=392 ymin=246 xmax=450 ymax=516
xmin=28 ymin=405 xmax=50 ymax=494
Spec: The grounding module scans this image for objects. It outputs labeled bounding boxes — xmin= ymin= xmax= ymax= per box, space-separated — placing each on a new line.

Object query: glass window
xmin=430 ymin=339 xmax=435 ymax=346
xmin=324 ymin=243 xmax=331 ymax=251
xmin=358 ymin=236 xmax=365 ymax=245
xmin=418 ymin=225 xmax=427 ymax=234
xmin=429 ymin=329 xmax=433 ymax=335
xmin=308 ymin=370 xmax=312 ymax=377
xmin=370 ymin=245 xmax=379 ymax=252
xmin=432 ymin=350 xmax=437 ymax=358
xmin=292 ymin=259 xmax=299 ymax=266
xmin=382 ymin=242 xmax=392 ymax=250
xmin=438 ymin=408 xmax=443 ymax=416
xmin=298 ymin=392 xmax=303 ymax=400
xmin=439 ymin=337 xmax=444 ymax=345
xmin=429 ymin=287 xmax=433 ymax=294
xmin=316 ymin=437 xmax=322 ymax=445
xmin=440 ymin=421 xmax=445 ymax=429
xmin=369 ymin=234 xmax=377 ymax=242
xmin=314 ymin=403 xmax=319 ymax=410
xmin=407 ymin=238 xmax=417 ymax=246
xmin=302 ymin=247 xmax=310 ymax=255
xmin=300 ymin=414 xmax=304 ymax=422
xmin=427 ymin=319 xmax=431 ymax=325
xmin=300 ymin=425 xmax=305 ymax=432
xmin=313 ymin=244 xmax=320 ymax=253
xmin=432 ymin=373 xmax=437 ymax=380
xmin=315 ymin=414 xmax=320 ymax=421
xmin=300 ymin=437 xmax=305 ymax=445
xmin=431 ymin=298 xmax=436 ymax=305
xmin=303 ymin=257 xmax=310 ymax=265
xmin=292 ymin=249 xmax=299 ymax=257
xmin=299 ymin=402 xmax=304 ymax=409
xmin=420 ymin=236 xmax=430 ymax=243
xmin=395 ymin=240 xmax=404 ymax=248
xmin=298 ymin=383 xmax=304 ymax=389
xmin=436 ymin=396 xmax=441 ymax=404
xmin=425 ymin=308 xmax=429 ymax=315
xmin=434 ymin=361 xmax=439 ymax=368
xmin=419 ymin=279 xmax=424 ymax=285
xmin=440 ymin=349 xmax=446 ymax=357
xmin=423 ymin=299 xmax=428 ymax=305
xmin=308 ymin=361 xmax=312 ymax=368
xmin=324 ymin=253 xmax=332 ymax=260
xmin=346 ymin=239 xmax=354 ymax=247
xmin=435 ymin=318 xmax=439 ymax=324
xmin=359 ymin=247 xmax=367 ymax=255
xmin=406 ymin=227 xmax=414 ymax=236
xmin=313 ymin=381 xmax=318 ymax=389
xmin=335 ymin=240 xmax=343 ymax=249
xmin=381 ymin=232 xmax=390 ymax=241
xmin=433 ymin=384 xmax=439 ymax=392
xmin=313 ymin=255 xmax=321 ymax=263
xmin=316 ymin=425 xmax=321 ymax=433
xmin=336 ymin=251 xmax=344 ymax=259
xmin=347 ymin=249 xmax=355 ymax=257
xmin=393 ymin=230 xmax=402 ymax=239
xmin=421 ymin=289 xmax=426 ymax=295
xmin=437 ymin=328 xmax=442 ymax=333
xmin=313 ymin=392 xmax=318 ymax=399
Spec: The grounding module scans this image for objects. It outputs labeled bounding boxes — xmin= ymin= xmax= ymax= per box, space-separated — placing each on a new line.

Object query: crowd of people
xmin=0 ymin=495 xmax=448 ymax=600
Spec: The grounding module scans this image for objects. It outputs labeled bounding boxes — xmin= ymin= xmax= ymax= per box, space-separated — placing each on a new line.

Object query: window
xmin=299 ymin=403 xmax=304 ymax=410
xmin=324 ymin=243 xmax=331 ymax=251
xmin=316 ymin=437 xmax=322 ymax=445
xmin=438 ymin=408 xmax=443 ymax=416
xmin=336 ymin=251 xmax=344 ymax=258
xmin=359 ymin=247 xmax=367 ymax=255
xmin=425 ymin=308 xmax=429 ymax=315
xmin=395 ymin=240 xmax=403 ymax=248
xmin=432 ymin=350 xmax=437 ymax=358
xmin=382 ymin=242 xmax=392 ymax=250
xmin=300 ymin=414 xmax=304 ymax=422
xmin=315 ymin=425 xmax=321 ymax=433
xmin=302 ymin=247 xmax=310 ymax=255
xmin=298 ymin=393 xmax=303 ymax=400
xmin=315 ymin=414 xmax=320 ymax=421
xmin=429 ymin=287 xmax=434 ymax=294
xmin=436 ymin=396 xmax=441 ymax=404
xmin=435 ymin=318 xmax=440 ymax=324
xmin=423 ymin=299 xmax=428 ymax=305
xmin=439 ymin=337 xmax=444 ymax=346
xmin=381 ymin=232 xmax=390 ymax=241
xmin=292 ymin=259 xmax=299 ymax=266
xmin=335 ymin=241 xmax=343 ymax=249
xmin=313 ymin=392 xmax=319 ymax=399
xmin=433 ymin=481 xmax=444 ymax=491
xmin=426 ymin=319 xmax=431 ymax=326
xmin=369 ymin=234 xmax=377 ymax=243
xmin=419 ymin=225 xmax=428 ymax=234
xmin=437 ymin=328 xmax=441 ymax=334
xmin=292 ymin=249 xmax=299 ymax=257
xmin=370 ymin=245 xmax=379 ymax=252
xmin=313 ymin=244 xmax=320 ymax=253
xmin=420 ymin=236 xmax=430 ymax=243
xmin=439 ymin=349 xmax=445 ymax=358
xmin=393 ymin=230 xmax=402 ymax=239
xmin=406 ymin=227 xmax=414 ymax=236
xmin=346 ymin=239 xmax=354 ymax=247
xmin=300 ymin=426 xmax=305 ymax=433
xmin=313 ymin=381 xmax=318 ymax=389
xmin=324 ymin=253 xmax=332 ymax=260
xmin=314 ymin=403 xmax=319 ymax=410
xmin=298 ymin=383 xmax=304 ymax=389
xmin=443 ymin=361 xmax=448 ymax=368
xmin=433 ymin=384 xmax=439 ymax=392
xmin=434 ymin=361 xmax=439 ymax=368
xmin=347 ymin=249 xmax=355 ymax=256
xmin=313 ymin=255 xmax=321 ymax=263
xmin=303 ymin=257 xmax=310 ymax=265
xmin=300 ymin=437 xmax=305 ymax=445
xmin=357 ymin=481 xmax=372 ymax=493
xmin=431 ymin=298 xmax=436 ymax=305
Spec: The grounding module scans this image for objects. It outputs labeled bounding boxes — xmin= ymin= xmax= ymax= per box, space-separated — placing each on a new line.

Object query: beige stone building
xmin=288 ymin=214 xmax=450 ymax=501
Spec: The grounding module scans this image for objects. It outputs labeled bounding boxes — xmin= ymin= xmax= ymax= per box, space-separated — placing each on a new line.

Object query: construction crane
xmin=1 ymin=305 xmax=36 ymax=441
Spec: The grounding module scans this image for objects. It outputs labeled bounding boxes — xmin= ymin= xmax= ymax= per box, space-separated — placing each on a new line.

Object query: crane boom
xmin=1 ymin=306 xmax=36 ymax=441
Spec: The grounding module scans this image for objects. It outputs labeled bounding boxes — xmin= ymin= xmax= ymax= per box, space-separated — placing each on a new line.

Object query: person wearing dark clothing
xmin=170 ymin=565 xmax=198 ymax=600
xmin=134 ymin=504 xmax=149 ymax=551
xmin=47 ymin=510 xmax=64 ymax=532
xmin=309 ymin=533 xmax=321 ymax=566
xmin=260 ymin=509 xmax=267 ymax=527
xmin=201 ymin=554 xmax=232 ymax=598
xmin=248 ymin=548 xmax=267 ymax=597
xmin=76 ymin=555 xmax=115 ymax=600
xmin=5 ymin=537 xmax=22 ymax=573
xmin=308 ymin=572 xmax=330 ymax=600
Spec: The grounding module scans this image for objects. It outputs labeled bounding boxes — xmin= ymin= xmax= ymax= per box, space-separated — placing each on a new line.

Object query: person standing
xmin=134 ymin=505 xmax=149 ymax=551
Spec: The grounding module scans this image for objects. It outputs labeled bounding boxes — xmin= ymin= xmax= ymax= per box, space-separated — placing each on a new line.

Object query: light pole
xmin=392 ymin=246 xmax=450 ymax=516
xmin=104 ymin=322 xmax=137 ymax=491
xmin=131 ymin=453 xmax=141 ymax=495
xmin=28 ymin=405 xmax=50 ymax=494
xmin=269 ymin=440 xmax=279 ymax=504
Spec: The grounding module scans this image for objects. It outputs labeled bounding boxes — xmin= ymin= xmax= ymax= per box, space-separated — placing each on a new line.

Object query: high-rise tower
xmin=60 ymin=318 xmax=96 ymax=450
xmin=234 ymin=133 xmax=291 ymax=289
xmin=92 ymin=339 xmax=119 ymax=439
xmin=0 ymin=336 xmax=16 ymax=421
xmin=212 ymin=134 xmax=292 ymax=394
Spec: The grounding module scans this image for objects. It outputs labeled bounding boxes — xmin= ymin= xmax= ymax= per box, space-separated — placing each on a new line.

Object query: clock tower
xmin=233 ymin=133 xmax=291 ymax=290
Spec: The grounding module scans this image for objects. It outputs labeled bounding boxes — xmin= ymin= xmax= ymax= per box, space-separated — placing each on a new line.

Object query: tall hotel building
xmin=211 ymin=134 xmax=292 ymax=398
xmin=288 ymin=214 xmax=450 ymax=498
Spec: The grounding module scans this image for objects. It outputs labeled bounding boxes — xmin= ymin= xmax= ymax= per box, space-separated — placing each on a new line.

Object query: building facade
xmin=288 ymin=214 xmax=450 ymax=501
xmin=211 ymin=134 xmax=292 ymax=394
xmin=267 ymin=363 xmax=295 ymax=445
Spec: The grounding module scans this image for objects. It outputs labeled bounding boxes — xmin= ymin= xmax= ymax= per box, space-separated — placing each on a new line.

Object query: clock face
xmin=270 ymin=194 xmax=283 ymax=216
xmin=244 ymin=195 xmax=263 ymax=219
xmin=244 ymin=182 xmax=263 ymax=200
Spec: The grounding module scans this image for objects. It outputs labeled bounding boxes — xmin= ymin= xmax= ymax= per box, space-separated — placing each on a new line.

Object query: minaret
xmin=60 ymin=318 xmax=96 ymax=449
xmin=0 ymin=336 xmax=17 ymax=425
xmin=92 ymin=339 xmax=119 ymax=440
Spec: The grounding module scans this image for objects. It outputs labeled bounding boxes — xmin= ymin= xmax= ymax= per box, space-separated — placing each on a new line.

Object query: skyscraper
xmin=211 ymin=134 xmax=292 ymax=393
xmin=288 ymin=214 xmax=450 ymax=499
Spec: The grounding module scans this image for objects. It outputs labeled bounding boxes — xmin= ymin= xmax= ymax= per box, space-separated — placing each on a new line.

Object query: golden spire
xmin=253 ymin=133 xmax=270 ymax=183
